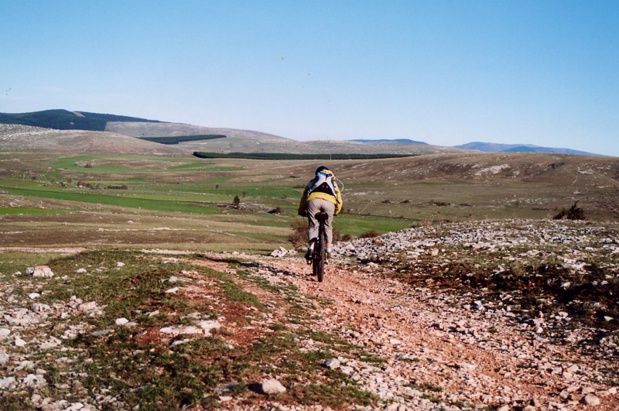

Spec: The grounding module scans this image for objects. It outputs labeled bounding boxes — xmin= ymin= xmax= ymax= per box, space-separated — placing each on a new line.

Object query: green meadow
xmin=0 ymin=154 xmax=413 ymax=253
xmin=1 ymin=152 xmax=617 ymax=254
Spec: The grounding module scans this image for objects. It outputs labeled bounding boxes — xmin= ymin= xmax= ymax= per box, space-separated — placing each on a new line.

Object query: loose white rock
xmin=323 ymin=358 xmax=341 ymax=370
xmin=261 ymin=378 xmax=286 ymax=394
xmin=582 ymin=394 xmax=601 ymax=406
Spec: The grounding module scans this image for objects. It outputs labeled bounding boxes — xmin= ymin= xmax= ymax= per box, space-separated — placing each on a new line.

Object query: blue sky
xmin=2 ymin=0 xmax=618 ymax=156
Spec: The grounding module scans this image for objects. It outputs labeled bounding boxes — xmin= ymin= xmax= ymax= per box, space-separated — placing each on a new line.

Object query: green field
xmin=1 ymin=152 xmax=617 ymax=254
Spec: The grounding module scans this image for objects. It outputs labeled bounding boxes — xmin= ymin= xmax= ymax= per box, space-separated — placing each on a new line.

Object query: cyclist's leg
xmin=319 ymin=201 xmax=336 ymax=254
xmin=305 ymin=200 xmax=321 ymax=258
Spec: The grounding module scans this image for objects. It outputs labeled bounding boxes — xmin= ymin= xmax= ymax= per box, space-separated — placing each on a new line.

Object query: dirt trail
xmin=257 ymin=256 xmax=619 ymax=410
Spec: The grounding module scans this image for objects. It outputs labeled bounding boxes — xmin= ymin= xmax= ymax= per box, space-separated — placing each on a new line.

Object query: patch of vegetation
xmin=380 ymin=245 xmax=619 ymax=333
xmin=0 ymin=109 xmax=159 ymax=130
xmin=287 ymin=217 xmax=350 ymax=249
xmin=0 ymin=250 xmax=379 ymax=410
xmin=554 ymin=201 xmax=585 ymax=220
xmin=0 ymin=206 xmax=70 ymax=215
xmin=193 ymin=152 xmax=416 ymax=160
xmin=140 ymin=134 xmax=226 ymax=144
xmin=358 ymin=229 xmax=381 ymax=238
xmin=1 ymin=185 xmax=220 ymax=215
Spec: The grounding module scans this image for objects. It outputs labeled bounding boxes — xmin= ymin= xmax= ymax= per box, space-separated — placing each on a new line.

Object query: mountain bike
xmin=311 ymin=212 xmax=329 ymax=282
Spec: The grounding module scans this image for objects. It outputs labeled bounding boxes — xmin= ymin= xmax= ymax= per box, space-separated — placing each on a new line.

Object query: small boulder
xmin=322 ymin=358 xmax=341 ymax=370
xmin=27 ymin=266 xmax=54 ymax=278
xmin=581 ymin=394 xmax=601 ymax=406
xmin=270 ymin=247 xmax=292 ymax=258
xmin=260 ymin=379 xmax=286 ymax=394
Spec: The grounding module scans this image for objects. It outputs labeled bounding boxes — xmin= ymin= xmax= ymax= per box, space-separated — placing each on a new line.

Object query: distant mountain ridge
xmin=457 ymin=141 xmax=597 ymax=156
xmin=0 ymin=109 xmax=161 ymax=131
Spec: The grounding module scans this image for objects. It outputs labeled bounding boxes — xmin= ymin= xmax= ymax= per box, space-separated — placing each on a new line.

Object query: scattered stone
xmin=22 ymin=373 xmax=47 ymax=388
xmin=270 ymin=246 xmax=296 ymax=258
xmin=581 ymin=394 xmax=601 ymax=406
xmin=27 ymin=265 xmax=54 ymax=278
xmin=0 ymin=377 xmax=16 ymax=389
xmin=32 ymin=302 xmax=51 ymax=312
xmin=197 ymin=320 xmax=221 ymax=335
xmin=39 ymin=337 xmax=62 ymax=350
xmin=260 ymin=378 xmax=286 ymax=394
xmin=78 ymin=301 xmax=99 ymax=314
xmin=323 ymin=358 xmax=341 ymax=370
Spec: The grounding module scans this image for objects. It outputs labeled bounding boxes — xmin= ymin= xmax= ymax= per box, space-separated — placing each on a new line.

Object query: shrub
xmin=359 ymin=230 xmax=381 ymax=239
xmin=288 ymin=218 xmax=350 ymax=248
xmin=288 ymin=218 xmax=308 ymax=248
xmin=554 ymin=201 xmax=585 ymax=220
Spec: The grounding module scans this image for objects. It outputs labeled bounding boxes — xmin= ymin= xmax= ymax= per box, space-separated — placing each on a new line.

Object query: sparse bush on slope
xmin=554 ymin=201 xmax=585 ymax=220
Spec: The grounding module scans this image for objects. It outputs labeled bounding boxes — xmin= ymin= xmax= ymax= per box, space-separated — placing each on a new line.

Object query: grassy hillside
xmin=1 ymin=109 xmax=468 ymax=155
xmin=0 ymin=124 xmax=184 ymax=156
xmin=105 ymin=122 xmax=467 ymax=155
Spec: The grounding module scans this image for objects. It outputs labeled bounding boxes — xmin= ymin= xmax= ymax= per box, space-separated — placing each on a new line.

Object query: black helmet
xmin=315 ymin=165 xmax=330 ymax=174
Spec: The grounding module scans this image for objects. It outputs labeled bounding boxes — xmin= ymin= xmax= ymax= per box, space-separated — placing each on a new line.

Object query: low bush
xmin=288 ymin=218 xmax=349 ymax=248
xmin=358 ymin=230 xmax=381 ymax=239
xmin=554 ymin=201 xmax=585 ymax=220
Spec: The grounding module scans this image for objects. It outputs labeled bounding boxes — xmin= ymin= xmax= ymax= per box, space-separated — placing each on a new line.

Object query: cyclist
xmin=298 ymin=166 xmax=343 ymax=262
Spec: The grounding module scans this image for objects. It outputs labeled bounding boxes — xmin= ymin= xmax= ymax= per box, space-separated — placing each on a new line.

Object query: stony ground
xmin=1 ymin=219 xmax=618 ymax=410
xmin=222 ymin=219 xmax=619 ymax=410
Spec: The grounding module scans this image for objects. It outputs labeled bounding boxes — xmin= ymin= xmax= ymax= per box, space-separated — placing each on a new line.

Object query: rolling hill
xmin=457 ymin=141 xmax=597 ymax=156
xmin=0 ymin=110 xmax=466 ymax=156
xmin=0 ymin=110 xmax=606 ymax=157
xmin=0 ymin=124 xmax=184 ymax=156
xmin=0 ymin=109 xmax=161 ymax=131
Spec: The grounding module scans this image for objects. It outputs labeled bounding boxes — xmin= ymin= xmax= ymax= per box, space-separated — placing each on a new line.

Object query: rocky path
xmin=1 ymin=219 xmax=617 ymax=410
xmin=254 ymin=255 xmax=618 ymax=411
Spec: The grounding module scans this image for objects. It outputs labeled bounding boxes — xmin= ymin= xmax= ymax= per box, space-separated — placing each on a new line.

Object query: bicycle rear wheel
xmin=315 ymin=226 xmax=327 ymax=282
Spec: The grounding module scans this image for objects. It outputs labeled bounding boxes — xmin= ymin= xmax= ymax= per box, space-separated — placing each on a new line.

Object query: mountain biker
xmin=298 ymin=166 xmax=343 ymax=262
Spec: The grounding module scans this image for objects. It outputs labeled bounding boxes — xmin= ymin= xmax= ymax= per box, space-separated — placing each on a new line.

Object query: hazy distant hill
xmin=0 ymin=109 xmax=161 ymax=131
xmin=350 ymin=138 xmax=427 ymax=144
xmin=458 ymin=141 xmax=596 ymax=156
